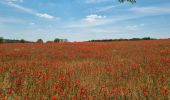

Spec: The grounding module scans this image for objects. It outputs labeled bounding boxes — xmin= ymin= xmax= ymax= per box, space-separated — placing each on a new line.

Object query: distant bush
xmin=0 ymin=37 xmax=4 ymax=43
xmin=37 ymin=39 xmax=43 ymax=43
xmin=0 ymin=37 xmax=68 ymax=43
xmin=54 ymin=38 xmax=68 ymax=42
xmin=89 ymin=37 xmax=156 ymax=42
xmin=129 ymin=38 xmax=141 ymax=41
xmin=142 ymin=37 xmax=151 ymax=40
xmin=54 ymin=38 xmax=60 ymax=42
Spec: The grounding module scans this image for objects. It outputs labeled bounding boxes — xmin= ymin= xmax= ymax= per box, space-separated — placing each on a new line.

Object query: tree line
xmin=88 ymin=37 xmax=156 ymax=42
xmin=0 ymin=37 xmax=68 ymax=43
xmin=0 ymin=37 xmax=159 ymax=43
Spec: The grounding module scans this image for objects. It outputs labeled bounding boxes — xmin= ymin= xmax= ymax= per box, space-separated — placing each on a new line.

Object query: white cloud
xmin=65 ymin=13 xmax=147 ymax=29
xmin=84 ymin=14 xmax=106 ymax=23
xmin=65 ymin=15 xmax=128 ymax=28
xmin=36 ymin=13 xmax=55 ymax=20
xmin=94 ymin=5 xmax=121 ymax=13
xmin=7 ymin=2 xmax=32 ymax=13
xmin=64 ymin=14 xmax=108 ymax=28
xmin=1 ymin=1 xmax=57 ymax=20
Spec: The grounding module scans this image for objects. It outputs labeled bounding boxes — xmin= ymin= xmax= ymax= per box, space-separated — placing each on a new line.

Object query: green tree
xmin=142 ymin=37 xmax=151 ymax=40
xmin=54 ymin=38 xmax=60 ymax=42
xmin=0 ymin=37 xmax=4 ymax=43
xmin=37 ymin=39 xmax=43 ymax=43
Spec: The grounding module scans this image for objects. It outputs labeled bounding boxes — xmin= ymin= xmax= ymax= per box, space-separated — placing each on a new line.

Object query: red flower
xmin=58 ymin=73 xmax=65 ymax=80
xmin=75 ymin=80 xmax=80 ymax=87
xmin=7 ymin=89 xmax=13 ymax=95
xmin=143 ymin=88 xmax=147 ymax=96
xmin=78 ymin=87 xmax=87 ymax=96
xmin=112 ymin=86 xmax=115 ymax=90
xmin=161 ymin=86 xmax=168 ymax=96
xmin=57 ymin=88 xmax=63 ymax=96
xmin=55 ymin=83 xmax=60 ymax=89
xmin=51 ymin=95 xmax=57 ymax=100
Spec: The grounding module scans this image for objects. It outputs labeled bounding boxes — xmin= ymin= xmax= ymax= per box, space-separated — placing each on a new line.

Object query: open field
xmin=0 ymin=39 xmax=170 ymax=100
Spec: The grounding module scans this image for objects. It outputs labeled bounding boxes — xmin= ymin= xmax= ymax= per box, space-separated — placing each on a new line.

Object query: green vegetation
xmin=54 ymin=38 xmax=68 ymax=42
xmin=0 ymin=37 xmax=4 ymax=43
xmin=89 ymin=37 xmax=156 ymax=42
xmin=0 ymin=37 xmax=158 ymax=43
xmin=0 ymin=37 xmax=68 ymax=43
xmin=37 ymin=39 xmax=44 ymax=43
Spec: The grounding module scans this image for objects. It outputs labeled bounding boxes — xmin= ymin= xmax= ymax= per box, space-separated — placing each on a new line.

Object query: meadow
xmin=0 ymin=39 xmax=170 ymax=100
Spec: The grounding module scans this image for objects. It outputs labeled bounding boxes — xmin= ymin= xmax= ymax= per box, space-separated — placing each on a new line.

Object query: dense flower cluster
xmin=0 ymin=40 xmax=170 ymax=99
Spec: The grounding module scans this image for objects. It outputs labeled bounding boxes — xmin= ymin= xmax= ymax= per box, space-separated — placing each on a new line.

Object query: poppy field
xmin=0 ymin=39 xmax=170 ymax=100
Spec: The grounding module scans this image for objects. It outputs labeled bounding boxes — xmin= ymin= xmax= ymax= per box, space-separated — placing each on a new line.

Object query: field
xmin=0 ymin=39 xmax=170 ymax=100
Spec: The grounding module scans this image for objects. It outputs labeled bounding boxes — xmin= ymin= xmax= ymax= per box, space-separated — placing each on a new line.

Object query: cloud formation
xmin=94 ymin=5 xmax=120 ymax=13
xmin=36 ymin=13 xmax=55 ymax=20
xmin=1 ymin=1 xmax=57 ymax=20
xmin=84 ymin=14 xmax=106 ymax=23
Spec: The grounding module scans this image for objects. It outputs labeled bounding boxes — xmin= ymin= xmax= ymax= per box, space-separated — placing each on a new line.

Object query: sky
xmin=0 ymin=0 xmax=170 ymax=42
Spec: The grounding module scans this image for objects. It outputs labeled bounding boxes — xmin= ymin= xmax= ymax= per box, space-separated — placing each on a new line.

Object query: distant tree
xmin=20 ymin=39 xmax=26 ymax=43
xmin=142 ymin=37 xmax=151 ymax=40
xmin=37 ymin=39 xmax=43 ymax=43
xmin=54 ymin=38 xmax=60 ymax=42
xmin=0 ymin=37 xmax=4 ymax=43
xmin=130 ymin=38 xmax=141 ymax=41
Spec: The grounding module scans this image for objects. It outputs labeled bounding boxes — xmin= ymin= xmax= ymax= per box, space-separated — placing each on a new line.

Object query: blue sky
xmin=0 ymin=0 xmax=170 ymax=41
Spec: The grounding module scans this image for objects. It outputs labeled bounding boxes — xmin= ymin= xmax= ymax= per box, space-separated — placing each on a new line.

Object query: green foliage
xmin=20 ymin=39 xmax=26 ymax=43
xmin=89 ymin=37 xmax=155 ymax=42
xmin=4 ymin=39 xmax=20 ymax=43
xmin=54 ymin=38 xmax=60 ymax=42
xmin=142 ymin=37 xmax=151 ymax=40
xmin=37 ymin=39 xmax=43 ymax=43
xmin=0 ymin=37 xmax=4 ymax=43
xmin=0 ymin=37 xmax=68 ymax=43
xmin=54 ymin=38 xmax=68 ymax=42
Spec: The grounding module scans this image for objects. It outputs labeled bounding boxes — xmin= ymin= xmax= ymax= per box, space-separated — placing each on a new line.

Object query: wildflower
xmin=7 ymin=89 xmax=13 ymax=95
xmin=143 ymin=88 xmax=147 ymax=96
xmin=57 ymin=88 xmax=63 ymax=96
xmin=51 ymin=95 xmax=57 ymax=100
xmin=75 ymin=80 xmax=80 ymax=87
xmin=55 ymin=83 xmax=60 ymax=89
xmin=161 ymin=86 xmax=168 ymax=96
xmin=58 ymin=73 xmax=65 ymax=80
xmin=78 ymin=87 xmax=87 ymax=96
